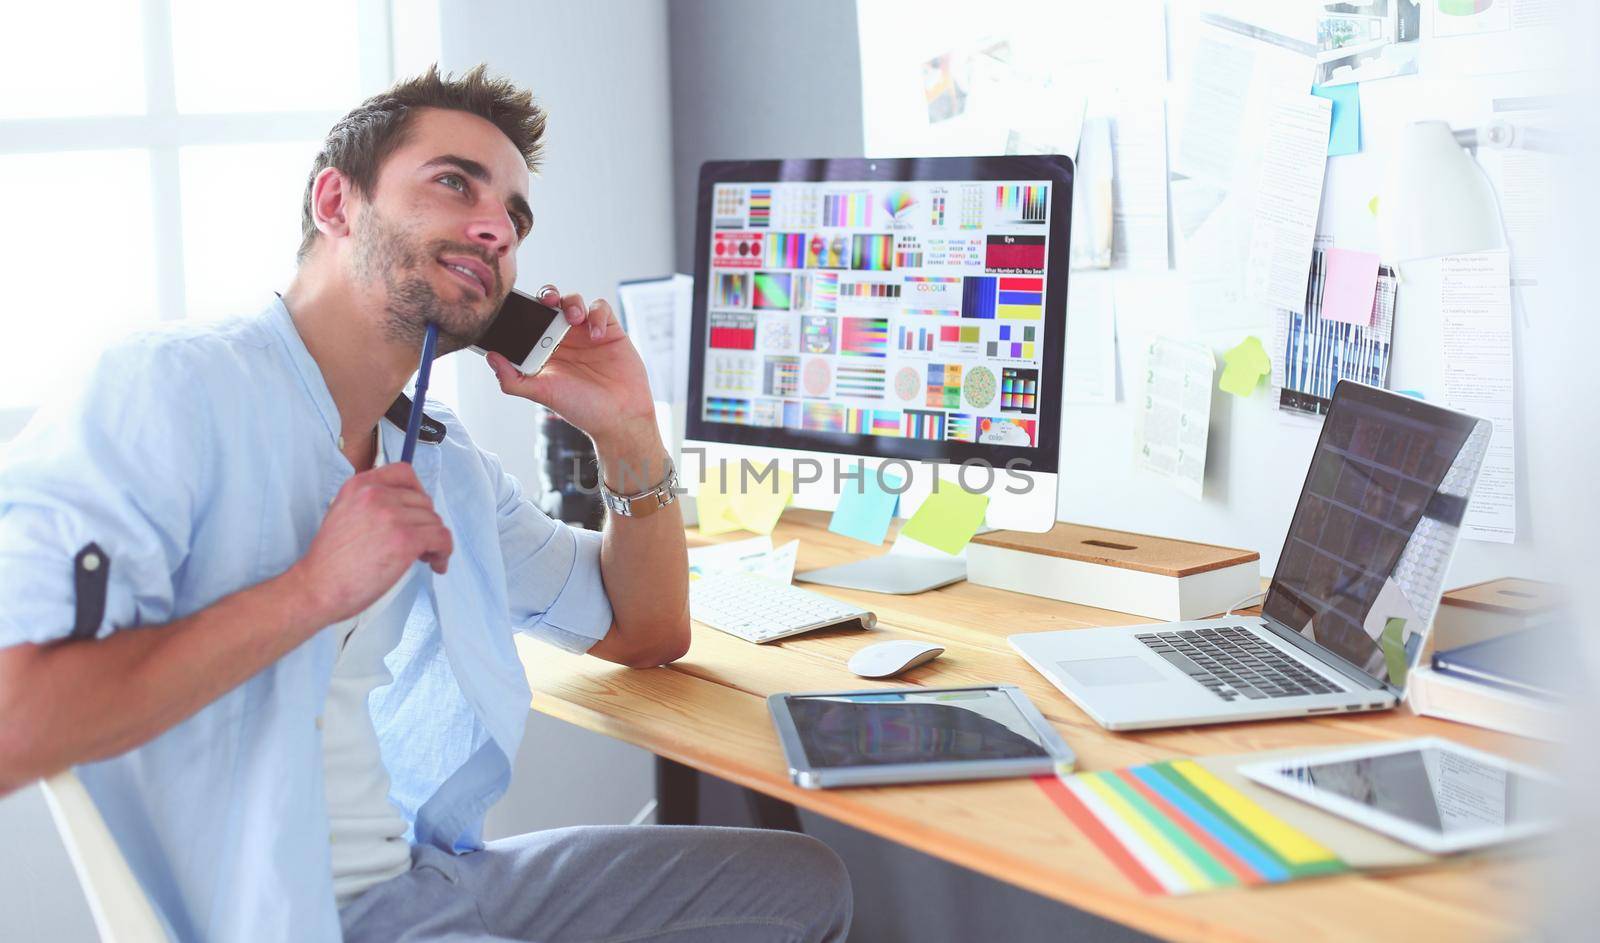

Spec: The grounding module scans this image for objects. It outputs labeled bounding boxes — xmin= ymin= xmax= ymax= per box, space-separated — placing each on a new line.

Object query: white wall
xmin=1056 ymin=70 xmax=1557 ymax=588
xmin=0 ymin=785 xmax=97 ymax=941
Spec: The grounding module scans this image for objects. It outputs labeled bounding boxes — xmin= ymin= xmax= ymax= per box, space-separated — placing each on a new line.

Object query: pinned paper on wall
xmin=1218 ymin=336 xmax=1271 ymax=397
xmin=1321 ymin=248 xmax=1381 ymax=326
xmin=1273 ymin=250 xmax=1397 ymax=420
xmin=1311 ymin=84 xmax=1361 ymax=156
xmin=1135 ymin=338 xmax=1214 ymax=500
xmin=1244 ymin=94 xmax=1333 ymax=315
xmin=899 ymin=484 xmax=990 ymax=555
xmin=828 ymin=466 xmax=904 ymax=546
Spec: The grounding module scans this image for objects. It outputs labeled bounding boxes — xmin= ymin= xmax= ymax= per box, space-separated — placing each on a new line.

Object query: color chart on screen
xmin=700 ymin=180 xmax=1053 ymax=449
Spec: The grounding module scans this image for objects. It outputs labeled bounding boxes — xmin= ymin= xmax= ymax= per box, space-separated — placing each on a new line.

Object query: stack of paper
xmin=1037 ymin=759 xmax=1347 ymax=895
xmin=686 ymin=536 xmax=798 ymax=585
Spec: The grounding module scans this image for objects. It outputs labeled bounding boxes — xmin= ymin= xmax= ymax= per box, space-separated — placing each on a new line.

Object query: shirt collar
xmin=266 ymin=295 xmax=446 ymax=448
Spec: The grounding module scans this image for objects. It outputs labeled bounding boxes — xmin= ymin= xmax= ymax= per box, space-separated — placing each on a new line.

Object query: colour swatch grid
xmin=1035 ymin=760 xmax=1347 ymax=896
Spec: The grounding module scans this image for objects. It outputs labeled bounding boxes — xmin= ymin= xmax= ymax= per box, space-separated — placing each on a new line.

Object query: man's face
xmin=346 ymin=107 xmax=533 ymax=352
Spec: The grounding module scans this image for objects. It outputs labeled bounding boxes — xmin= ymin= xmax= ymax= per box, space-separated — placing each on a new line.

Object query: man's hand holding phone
xmin=288 ymin=463 xmax=453 ymax=625
xmin=484 ymin=285 xmax=658 ymax=458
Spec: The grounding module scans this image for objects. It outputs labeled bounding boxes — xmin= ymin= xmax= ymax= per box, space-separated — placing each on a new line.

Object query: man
xmin=0 ymin=65 xmax=851 ymax=942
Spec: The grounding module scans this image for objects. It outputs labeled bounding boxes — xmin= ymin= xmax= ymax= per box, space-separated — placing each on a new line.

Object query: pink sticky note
xmin=1322 ymin=248 xmax=1381 ymax=326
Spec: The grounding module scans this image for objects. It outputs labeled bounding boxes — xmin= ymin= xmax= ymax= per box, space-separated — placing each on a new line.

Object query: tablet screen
xmin=785 ymin=689 xmax=1050 ymax=768
xmin=1264 ymin=746 xmax=1556 ymax=834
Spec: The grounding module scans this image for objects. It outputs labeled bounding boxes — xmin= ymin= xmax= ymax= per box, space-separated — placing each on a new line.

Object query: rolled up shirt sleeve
xmin=485 ymin=448 xmax=613 ymax=654
xmin=0 ymin=338 xmax=209 ymax=649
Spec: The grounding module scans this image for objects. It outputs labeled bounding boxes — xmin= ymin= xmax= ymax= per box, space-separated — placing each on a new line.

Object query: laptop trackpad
xmin=1057 ymin=656 xmax=1166 ymax=686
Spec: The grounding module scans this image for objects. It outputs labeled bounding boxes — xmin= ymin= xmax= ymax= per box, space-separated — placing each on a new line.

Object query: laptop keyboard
xmin=1135 ymin=626 xmax=1344 ymax=703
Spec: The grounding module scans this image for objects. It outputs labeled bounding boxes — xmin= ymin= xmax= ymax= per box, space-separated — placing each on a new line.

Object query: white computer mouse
xmin=847 ymin=639 xmax=946 ymax=679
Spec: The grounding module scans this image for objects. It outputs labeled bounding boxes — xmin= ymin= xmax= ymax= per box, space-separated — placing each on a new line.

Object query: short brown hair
xmin=297 ymin=63 xmax=547 ymax=261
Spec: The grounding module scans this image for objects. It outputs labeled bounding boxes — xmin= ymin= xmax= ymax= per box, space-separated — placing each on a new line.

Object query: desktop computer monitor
xmin=682 ymin=156 xmax=1073 ymax=588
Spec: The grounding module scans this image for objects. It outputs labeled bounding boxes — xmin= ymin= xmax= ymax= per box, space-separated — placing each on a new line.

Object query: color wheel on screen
xmin=1438 ymin=0 xmax=1493 ymax=14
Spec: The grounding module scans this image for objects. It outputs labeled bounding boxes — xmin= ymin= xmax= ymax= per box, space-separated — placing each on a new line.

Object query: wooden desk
xmin=516 ymin=510 xmax=1549 ymax=943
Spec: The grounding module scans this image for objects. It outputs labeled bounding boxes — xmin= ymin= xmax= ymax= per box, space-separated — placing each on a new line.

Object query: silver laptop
xmin=1010 ymin=382 xmax=1491 ymax=731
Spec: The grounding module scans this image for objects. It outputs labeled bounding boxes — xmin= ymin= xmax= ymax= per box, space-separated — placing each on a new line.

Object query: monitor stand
xmin=795 ymin=548 xmax=966 ymax=595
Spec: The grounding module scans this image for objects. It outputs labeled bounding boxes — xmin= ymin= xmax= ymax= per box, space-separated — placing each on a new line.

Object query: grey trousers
xmin=339 ymin=825 xmax=853 ymax=943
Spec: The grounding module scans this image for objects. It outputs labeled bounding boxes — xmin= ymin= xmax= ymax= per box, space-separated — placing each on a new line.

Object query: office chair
xmin=39 ymin=771 xmax=168 ymax=943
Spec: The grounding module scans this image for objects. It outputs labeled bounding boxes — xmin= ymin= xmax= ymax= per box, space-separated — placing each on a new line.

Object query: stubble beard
xmin=351 ymin=207 xmax=505 ymax=355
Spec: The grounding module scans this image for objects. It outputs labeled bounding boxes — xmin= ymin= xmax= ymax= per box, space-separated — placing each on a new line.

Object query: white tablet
xmin=768 ymin=685 xmax=1075 ymax=789
xmin=1238 ymin=737 xmax=1561 ymax=854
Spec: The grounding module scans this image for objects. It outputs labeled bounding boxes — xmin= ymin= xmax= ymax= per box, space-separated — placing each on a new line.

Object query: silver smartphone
xmin=470 ymin=287 xmax=571 ymax=375
xmin=768 ymin=685 xmax=1076 ymax=789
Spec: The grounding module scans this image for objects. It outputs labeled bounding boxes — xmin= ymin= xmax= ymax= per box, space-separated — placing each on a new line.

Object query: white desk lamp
xmin=1378 ymin=120 xmax=1506 ymax=267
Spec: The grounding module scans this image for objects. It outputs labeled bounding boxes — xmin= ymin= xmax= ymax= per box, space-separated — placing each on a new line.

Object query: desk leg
xmin=654 ymin=757 xmax=699 ymax=825
xmin=744 ymin=790 xmax=804 ymax=833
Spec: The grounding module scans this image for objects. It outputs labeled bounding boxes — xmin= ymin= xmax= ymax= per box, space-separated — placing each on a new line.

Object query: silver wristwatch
xmin=599 ymin=461 xmax=680 ymax=518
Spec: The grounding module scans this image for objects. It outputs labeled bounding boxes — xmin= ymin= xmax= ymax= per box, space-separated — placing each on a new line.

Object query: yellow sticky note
xmin=729 ymin=470 xmax=793 ymax=535
xmin=1218 ymin=335 xmax=1270 ymax=397
xmin=694 ymin=486 xmax=743 ymax=536
xmin=899 ymin=484 xmax=989 ymax=555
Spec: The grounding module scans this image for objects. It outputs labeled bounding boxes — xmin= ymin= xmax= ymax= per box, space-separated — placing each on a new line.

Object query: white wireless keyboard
xmin=689 ymin=572 xmax=877 ymax=644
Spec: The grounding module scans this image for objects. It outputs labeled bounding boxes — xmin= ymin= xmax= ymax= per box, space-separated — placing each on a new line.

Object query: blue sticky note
xmin=827 ymin=467 xmax=903 ymax=545
xmin=1313 ymin=84 xmax=1361 ymax=156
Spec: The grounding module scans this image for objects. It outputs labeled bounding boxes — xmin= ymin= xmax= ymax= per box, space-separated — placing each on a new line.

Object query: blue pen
xmin=401 ymin=322 xmax=439 ymax=464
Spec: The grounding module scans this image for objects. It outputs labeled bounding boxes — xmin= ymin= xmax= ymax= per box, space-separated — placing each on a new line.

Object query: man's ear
xmin=310 ymin=166 xmax=355 ymax=241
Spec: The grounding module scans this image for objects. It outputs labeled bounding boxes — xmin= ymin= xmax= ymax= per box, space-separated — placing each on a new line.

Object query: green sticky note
xmin=695 ymin=485 xmax=743 ymax=536
xmin=899 ymin=484 xmax=989 ymax=555
xmin=729 ymin=470 xmax=793 ymax=535
xmin=1381 ymin=617 xmax=1409 ymax=686
xmin=1218 ymin=336 xmax=1271 ymax=397
xmin=1312 ymin=84 xmax=1361 ymax=156
xmin=828 ymin=466 xmax=902 ymax=545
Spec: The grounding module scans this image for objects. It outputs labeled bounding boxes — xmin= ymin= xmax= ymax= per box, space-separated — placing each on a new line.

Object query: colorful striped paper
xmin=1037 ymin=760 xmax=1347 ymax=895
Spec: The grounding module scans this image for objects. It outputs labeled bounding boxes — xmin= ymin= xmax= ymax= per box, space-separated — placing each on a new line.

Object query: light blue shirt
xmin=0 ymin=298 xmax=614 ymax=941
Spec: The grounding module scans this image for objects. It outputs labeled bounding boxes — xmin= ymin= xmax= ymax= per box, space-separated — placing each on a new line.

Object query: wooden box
xmin=1431 ymin=577 xmax=1566 ymax=652
xmin=967 ymin=523 xmax=1260 ymax=621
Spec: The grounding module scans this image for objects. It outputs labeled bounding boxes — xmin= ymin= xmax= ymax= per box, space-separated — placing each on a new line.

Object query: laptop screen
xmin=1263 ymin=382 xmax=1489 ymax=691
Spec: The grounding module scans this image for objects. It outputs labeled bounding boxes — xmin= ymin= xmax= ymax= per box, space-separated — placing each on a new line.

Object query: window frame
xmin=0 ymin=0 xmax=397 ymax=434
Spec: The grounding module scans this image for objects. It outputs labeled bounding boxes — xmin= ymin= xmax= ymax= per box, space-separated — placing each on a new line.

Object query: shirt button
xmin=336 ymin=435 xmax=345 ymax=449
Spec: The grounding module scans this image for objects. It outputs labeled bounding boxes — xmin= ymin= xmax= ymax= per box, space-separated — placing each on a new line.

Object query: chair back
xmin=38 ymin=771 xmax=169 ymax=943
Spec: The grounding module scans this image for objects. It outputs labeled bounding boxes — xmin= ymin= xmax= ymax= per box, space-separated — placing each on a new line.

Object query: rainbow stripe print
xmin=903 ymin=409 xmax=944 ymax=440
xmin=839 ymin=408 xmax=903 ymax=437
xmin=1036 ymin=759 xmax=1347 ymax=896
xmin=748 ymin=187 xmax=772 ymax=227
xmin=840 ymin=317 xmax=889 ymax=357
xmin=852 ymin=234 xmax=894 ymax=271
xmin=705 ymin=397 xmax=750 ymax=424
xmin=763 ymin=232 xmax=806 ymax=269
xmin=801 ymin=402 xmax=845 ymax=432
xmin=822 ymin=191 xmax=871 ymax=227
xmin=812 ymin=272 xmax=839 ymax=312
xmin=995 ymin=183 xmax=1047 ymax=222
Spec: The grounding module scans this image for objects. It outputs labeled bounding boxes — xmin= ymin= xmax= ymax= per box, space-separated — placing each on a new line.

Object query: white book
xmin=1406 ymin=666 xmax=1565 ymax=742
